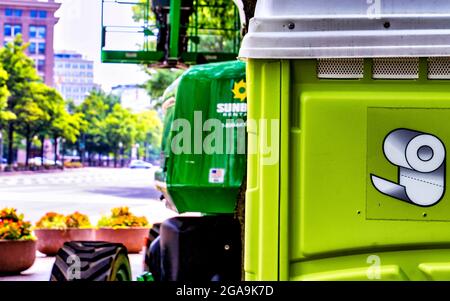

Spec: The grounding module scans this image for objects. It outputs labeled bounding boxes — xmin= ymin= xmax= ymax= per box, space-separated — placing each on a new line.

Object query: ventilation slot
xmin=317 ymin=58 xmax=364 ymax=79
xmin=373 ymin=58 xmax=419 ymax=79
xmin=428 ymin=57 xmax=450 ymax=79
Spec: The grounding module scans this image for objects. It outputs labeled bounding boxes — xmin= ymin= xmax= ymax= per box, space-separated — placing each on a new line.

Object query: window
xmin=80 ymin=64 xmax=86 ymax=69
xmin=5 ymin=9 xmax=21 ymax=17
xmin=29 ymin=26 xmax=35 ymax=38
xmin=29 ymin=25 xmax=46 ymax=39
xmin=13 ymin=25 xmax=21 ymax=35
xmin=37 ymin=60 xmax=45 ymax=72
xmin=4 ymin=24 xmax=22 ymax=37
xmin=30 ymin=10 xmax=47 ymax=18
xmin=65 ymin=63 xmax=71 ymax=68
xmin=4 ymin=25 xmax=11 ymax=37
xmin=29 ymin=42 xmax=37 ymax=54
xmin=38 ymin=43 xmax=46 ymax=55
xmin=72 ymin=64 xmax=78 ymax=69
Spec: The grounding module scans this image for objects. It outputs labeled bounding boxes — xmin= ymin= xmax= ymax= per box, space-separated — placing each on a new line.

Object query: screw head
xmin=288 ymin=23 xmax=295 ymax=30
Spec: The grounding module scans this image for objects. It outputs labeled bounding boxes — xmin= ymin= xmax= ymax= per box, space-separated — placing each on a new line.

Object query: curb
xmin=0 ymin=169 xmax=68 ymax=177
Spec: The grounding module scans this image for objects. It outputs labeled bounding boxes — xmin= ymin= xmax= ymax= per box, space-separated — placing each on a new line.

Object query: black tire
xmin=50 ymin=241 xmax=132 ymax=281
xmin=143 ymin=223 xmax=161 ymax=273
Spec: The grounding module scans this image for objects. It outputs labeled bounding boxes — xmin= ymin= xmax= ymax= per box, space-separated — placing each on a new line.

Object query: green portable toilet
xmin=240 ymin=0 xmax=450 ymax=280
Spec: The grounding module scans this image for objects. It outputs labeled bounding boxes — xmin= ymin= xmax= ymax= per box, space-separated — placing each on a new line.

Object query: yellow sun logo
xmin=232 ymin=79 xmax=247 ymax=102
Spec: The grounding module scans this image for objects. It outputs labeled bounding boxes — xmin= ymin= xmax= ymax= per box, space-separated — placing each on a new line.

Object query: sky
xmin=53 ymin=0 xmax=150 ymax=91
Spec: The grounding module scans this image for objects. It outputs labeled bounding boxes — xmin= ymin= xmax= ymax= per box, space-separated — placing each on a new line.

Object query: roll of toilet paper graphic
xmin=371 ymin=129 xmax=446 ymax=207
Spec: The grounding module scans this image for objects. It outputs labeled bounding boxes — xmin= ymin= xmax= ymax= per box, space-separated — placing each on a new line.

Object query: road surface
xmin=0 ymin=167 xmax=178 ymax=281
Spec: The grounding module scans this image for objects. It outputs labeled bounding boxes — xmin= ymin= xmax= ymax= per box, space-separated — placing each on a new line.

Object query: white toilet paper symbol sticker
xmin=371 ymin=129 xmax=446 ymax=207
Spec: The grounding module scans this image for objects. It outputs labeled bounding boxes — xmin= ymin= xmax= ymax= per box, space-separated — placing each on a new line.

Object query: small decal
xmin=371 ymin=129 xmax=446 ymax=207
xmin=232 ymin=79 xmax=247 ymax=102
xmin=209 ymin=168 xmax=225 ymax=184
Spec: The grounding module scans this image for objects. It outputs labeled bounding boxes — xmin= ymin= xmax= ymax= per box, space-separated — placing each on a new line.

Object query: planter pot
xmin=96 ymin=228 xmax=150 ymax=253
xmin=34 ymin=229 xmax=96 ymax=256
xmin=0 ymin=240 xmax=36 ymax=274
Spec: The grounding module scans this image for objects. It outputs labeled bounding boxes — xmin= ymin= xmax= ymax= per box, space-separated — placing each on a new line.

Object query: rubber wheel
xmin=50 ymin=241 xmax=132 ymax=281
xmin=144 ymin=224 xmax=161 ymax=272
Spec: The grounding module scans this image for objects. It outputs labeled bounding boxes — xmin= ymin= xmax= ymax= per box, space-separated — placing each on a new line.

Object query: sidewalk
xmin=0 ymin=168 xmax=68 ymax=177
xmin=0 ymin=251 xmax=145 ymax=281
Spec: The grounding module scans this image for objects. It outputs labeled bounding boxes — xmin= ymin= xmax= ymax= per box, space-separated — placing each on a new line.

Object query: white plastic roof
xmin=239 ymin=0 xmax=450 ymax=59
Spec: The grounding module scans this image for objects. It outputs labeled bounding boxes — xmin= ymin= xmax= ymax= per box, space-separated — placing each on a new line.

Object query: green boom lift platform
xmin=101 ymin=0 xmax=242 ymax=67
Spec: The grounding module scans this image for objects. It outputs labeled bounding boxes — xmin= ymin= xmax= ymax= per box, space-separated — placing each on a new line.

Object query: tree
xmin=26 ymin=86 xmax=86 ymax=166
xmin=135 ymin=110 xmax=162 ymax=161
xmin=144 ymin=68 xmax=183 ymax=108
xmin=0 ymin=35 xmax=40 ymax=165
xmin=37 ymin=87 xmax=66 ymax=165
xmin=0 ymin=65 xmax=13 ymax=126
xmin=49 ymin=109 xmax=86 ymax=166
xmin=102 ymin=104 xmax=137 ymax=167
xmin=14 ymin=82 xmax=50 ymax=166
xmin=195 ymin=0 xmax=238 ymax=50
xmin=133 ymin=0 xmax=238 ymax=50
xmin=77 ymin=90 xmax=120 ymax=165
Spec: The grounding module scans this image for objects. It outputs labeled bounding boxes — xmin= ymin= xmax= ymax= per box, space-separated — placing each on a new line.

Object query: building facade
xmin=54 ymin=51 xmax=99 ymax=105
xmin=0 ymin=0 xmax=61 ymax=86
xmin=111 ymin=84 xmax=152 ymax=113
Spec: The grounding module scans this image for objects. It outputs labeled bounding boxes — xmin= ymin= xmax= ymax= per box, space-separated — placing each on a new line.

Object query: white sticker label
xmin=209 ymin=168 xmax=225 ymax=184
xmin=371 ymin=128 xmax=446 ymax=207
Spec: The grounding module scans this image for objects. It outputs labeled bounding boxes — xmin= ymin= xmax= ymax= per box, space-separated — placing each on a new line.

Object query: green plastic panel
xmin=246 ymin=58 xmax=450 ymax=281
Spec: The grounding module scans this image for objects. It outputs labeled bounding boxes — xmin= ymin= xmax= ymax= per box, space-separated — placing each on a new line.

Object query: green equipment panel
xmin=161 ymin=61 xmax=247 ymax=214
xmin=245 ymin=58 xmax=450 ymax=281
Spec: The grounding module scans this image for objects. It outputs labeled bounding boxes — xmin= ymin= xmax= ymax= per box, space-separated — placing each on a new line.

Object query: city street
xmin=0 ymin=167 xmax=178 ymax=281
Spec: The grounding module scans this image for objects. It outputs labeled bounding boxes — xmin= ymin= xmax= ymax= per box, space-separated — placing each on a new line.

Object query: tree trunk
xmin=241 ymin=0 xmax=257 ymax=35
xmin=143 ymin=142 xmax=148 ymax=162
xmin=40 ymin=136 xmax=45 ymax=166
xmin=25 ymin=132 xmax=31 ymax=167
xmin=54 ymin=136 xmax=58 ymax=166
xmin=114 ymin=151 xmax=118 ymax=168
xmin=61 ymin=140 xmax=65 ymax=169
xmin=7 ymin=123 xmax=13 ymax=166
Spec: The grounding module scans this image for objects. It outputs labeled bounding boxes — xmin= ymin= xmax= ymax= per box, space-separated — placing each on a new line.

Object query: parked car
xmin=29 ymin=157 xmax=62 ymax=166
xmin=129 ymin=160 xmax=153 ymax=169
